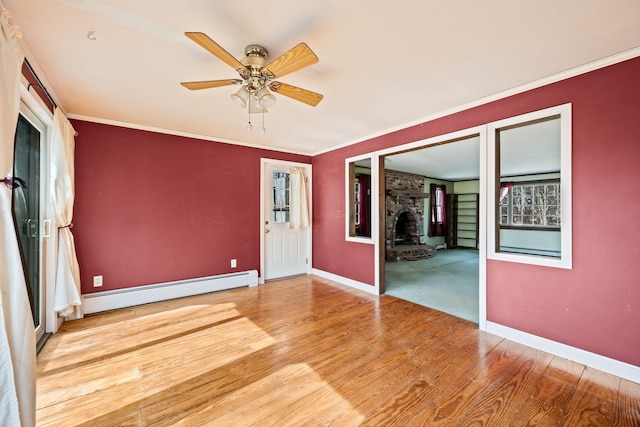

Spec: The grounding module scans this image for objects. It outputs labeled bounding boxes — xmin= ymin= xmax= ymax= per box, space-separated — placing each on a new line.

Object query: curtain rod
xmin=23 ymin=57 xmax=57 ymax=110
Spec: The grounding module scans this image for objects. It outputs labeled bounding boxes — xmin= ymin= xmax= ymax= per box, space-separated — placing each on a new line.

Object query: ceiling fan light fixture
xmin=262 ymin=95 xmax=276 ymax=109
xmin=231 ymin=86 xmax=250 ymax=108
xmin=256 ymin=86 xmax=276 ymax=109
xmin=182 ymin=33 xmax=323 ymax=133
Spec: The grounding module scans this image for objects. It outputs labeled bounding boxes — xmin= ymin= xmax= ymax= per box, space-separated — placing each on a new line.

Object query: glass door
xmin=12 ymin=110 xmax=44 ymax=339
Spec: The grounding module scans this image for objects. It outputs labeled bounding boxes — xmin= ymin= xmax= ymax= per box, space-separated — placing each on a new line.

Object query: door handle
xmin=26 ymin=219 xmax=38 ymax=238
xmin=265 ymin=229 xmax=270 ymax=233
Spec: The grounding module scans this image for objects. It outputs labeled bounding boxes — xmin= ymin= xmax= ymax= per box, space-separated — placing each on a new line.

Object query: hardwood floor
xmin=37 ymin=275 xmax=640 ymax=426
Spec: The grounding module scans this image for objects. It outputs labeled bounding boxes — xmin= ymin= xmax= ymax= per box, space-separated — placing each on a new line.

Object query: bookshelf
xmin=447 ymin=193 xmax=479 ymax=249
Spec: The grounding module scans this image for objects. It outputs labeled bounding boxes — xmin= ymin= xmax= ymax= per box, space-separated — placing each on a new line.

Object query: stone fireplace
xmin=385 ymin=170 xmax=436 ymax=262
xmin=394 ymin=212 xmax=419 ymax=245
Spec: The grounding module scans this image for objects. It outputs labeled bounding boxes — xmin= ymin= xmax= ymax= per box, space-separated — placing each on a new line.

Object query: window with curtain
xmin=354 ymin=173 xmax=371 ymax=237
xmin=345 ymin=155 xmax=373 ymax=241
xmin=429 ymin=184 xmax=446 ymax=237
xmin=1 ymin=7 xmax=37 ymax=426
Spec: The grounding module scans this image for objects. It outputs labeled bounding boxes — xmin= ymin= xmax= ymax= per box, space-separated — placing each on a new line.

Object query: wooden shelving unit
xmin=447 ymin=193 xmax=479 ymax=249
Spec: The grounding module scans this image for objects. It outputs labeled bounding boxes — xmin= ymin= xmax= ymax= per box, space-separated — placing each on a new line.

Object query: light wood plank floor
xmin=37 ymin=275 xmax=640 ymax=426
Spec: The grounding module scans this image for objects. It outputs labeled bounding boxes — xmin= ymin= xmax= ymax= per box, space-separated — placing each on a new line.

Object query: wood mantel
xmin=386 ymin=189 xmax=430 ymax=198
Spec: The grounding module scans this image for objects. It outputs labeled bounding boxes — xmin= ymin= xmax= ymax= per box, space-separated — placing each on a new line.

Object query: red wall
xmin=312 ymin=56 xmax=640 ymax=366
xmin=312 ymin=150 xmax=375 ymax=285
xmin=73 ymin=121 xmax=310 ymax=294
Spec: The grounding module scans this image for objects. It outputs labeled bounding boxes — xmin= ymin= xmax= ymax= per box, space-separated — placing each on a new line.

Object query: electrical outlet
xmin=231 ymin=259 xmax=237 ymax=268
xmin=93 ymin=275 xmax=103 ymax=287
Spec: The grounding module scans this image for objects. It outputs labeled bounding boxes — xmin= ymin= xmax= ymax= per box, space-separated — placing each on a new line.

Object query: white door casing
xmin=260 ymin=159 xmax=312 ymax=282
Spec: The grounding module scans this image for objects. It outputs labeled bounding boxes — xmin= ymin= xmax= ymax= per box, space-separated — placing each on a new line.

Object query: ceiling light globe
xmin=231 ymin=87 xmax=250 ymax=108
xmin=259 ymin=93 xmax=276 ymax=109
xmin=256 ymin=86 xmax=276 ymax=109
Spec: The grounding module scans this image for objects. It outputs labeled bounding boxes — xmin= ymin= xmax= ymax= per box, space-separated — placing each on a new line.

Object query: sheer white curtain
xmin=0 ymin=7 xmax=36 ymax=427
xmin=289 ymin=167 xmax=309 ymax=229
xmin=52 ymin=108 xmax=82 ymax=318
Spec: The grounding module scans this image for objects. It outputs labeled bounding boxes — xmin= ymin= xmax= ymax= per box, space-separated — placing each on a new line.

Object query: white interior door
xmin=263 ymin=162 xmax=310 ymax=280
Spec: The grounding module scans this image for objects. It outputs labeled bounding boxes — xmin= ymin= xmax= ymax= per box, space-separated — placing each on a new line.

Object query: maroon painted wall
xmin=312 ymin=151 xmax=375 ymax=284
xmin=312 ymin=56 xmax=640 ymax=366
xmin=73 ymin=121 xmax=310 ymax=294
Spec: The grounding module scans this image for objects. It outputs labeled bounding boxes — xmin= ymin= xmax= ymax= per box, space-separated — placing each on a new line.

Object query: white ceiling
xmin=4 ymin=0 xmax=640 ymax=156
xmin=386 ymin=137 xmax=481 ymax=181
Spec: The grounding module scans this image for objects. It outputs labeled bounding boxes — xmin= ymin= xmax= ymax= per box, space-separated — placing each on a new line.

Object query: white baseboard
xmin=486 ymin=321 xmax=640 ymax=384
xmin=82 ymin=270 xmax=258 ymax=314
xmin=312 ymin=269 xmax=378 ymax=295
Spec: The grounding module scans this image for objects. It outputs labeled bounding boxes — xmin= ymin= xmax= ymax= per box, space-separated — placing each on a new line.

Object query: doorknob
xmin=26 ymin=219 xmax=38 ymax=238
xmin=265 ymin=229 xmax=270 ymax=233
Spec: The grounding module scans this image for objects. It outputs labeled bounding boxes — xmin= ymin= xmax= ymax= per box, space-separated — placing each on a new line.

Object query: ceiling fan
xmin=180 ymin=32 xmax=323 ymax=114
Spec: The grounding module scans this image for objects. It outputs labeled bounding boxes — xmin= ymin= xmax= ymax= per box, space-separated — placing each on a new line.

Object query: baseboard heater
xmin=82 ymin=270 xmax=258 ymax=315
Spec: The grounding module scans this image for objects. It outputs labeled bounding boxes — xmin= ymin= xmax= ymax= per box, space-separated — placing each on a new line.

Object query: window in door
xmin=272 ymin=171 xmax=290 ymax=223
xmin=12 ymin=113 xmax=42 ymax=330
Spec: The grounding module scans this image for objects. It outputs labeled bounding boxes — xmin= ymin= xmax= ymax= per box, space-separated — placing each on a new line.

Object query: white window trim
xmin=345 ymin=154 xmax=375 ymax=244
xmin=487 ymin=103 xmax=573 ymax=269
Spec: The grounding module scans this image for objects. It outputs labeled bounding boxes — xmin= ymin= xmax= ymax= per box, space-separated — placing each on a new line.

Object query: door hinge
xmin=306 ymin=258 xmax=309 ymax=264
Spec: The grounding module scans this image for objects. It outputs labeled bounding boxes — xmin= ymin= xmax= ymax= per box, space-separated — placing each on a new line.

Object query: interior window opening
xmin=346 ymin=156 xmax=372 ymax=240
xmin=489 ymin=103 xmax=572 ymax=268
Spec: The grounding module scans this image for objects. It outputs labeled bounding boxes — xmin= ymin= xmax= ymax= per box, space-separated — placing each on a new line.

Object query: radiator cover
xmin=81 ymin=270 xmax=258 ymax=314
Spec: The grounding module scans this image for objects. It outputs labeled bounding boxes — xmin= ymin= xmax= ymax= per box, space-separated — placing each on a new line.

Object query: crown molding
xmin=66 ymin=114 xmax=312 ymax=157
xmin=311 ymin=46 xmax=640 ymax=156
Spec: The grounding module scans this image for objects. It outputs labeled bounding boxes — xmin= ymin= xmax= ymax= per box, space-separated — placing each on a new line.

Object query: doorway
xmin=260 ymin=159 xmax=312 ymax=282
xmin=380 ymin=135 xmax=481 ymax=323
xmin=12 ymin=104 xmax=47 ymax=341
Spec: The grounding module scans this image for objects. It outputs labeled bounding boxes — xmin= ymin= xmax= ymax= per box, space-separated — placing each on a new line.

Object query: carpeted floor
xmin=384 ymin=248 xmax=479 ymax=322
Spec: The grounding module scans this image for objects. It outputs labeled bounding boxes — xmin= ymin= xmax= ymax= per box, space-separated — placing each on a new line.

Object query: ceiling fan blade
xmin=180 ymin=79 xmax=240 ymax=90
xmin=269 ymin=82 xmax=323 ymax=107
xmin=264 ymin=43 xmax=319 ymax=78
xmin=185 ymin=32 xmax=245 ymax=70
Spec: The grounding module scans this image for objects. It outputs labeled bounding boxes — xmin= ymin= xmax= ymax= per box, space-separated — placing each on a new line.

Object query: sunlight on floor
xmin=36 ymin=303 xmax=277 ymax=425
xmin=37 ymin=302 xmax=240 ymax=374
xmin=171 ymin=363 xmax=364 ymax=426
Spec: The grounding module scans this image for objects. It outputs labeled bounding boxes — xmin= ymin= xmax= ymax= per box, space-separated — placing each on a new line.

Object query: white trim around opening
xmin=259 ymin=158 xmax=313 ymax=284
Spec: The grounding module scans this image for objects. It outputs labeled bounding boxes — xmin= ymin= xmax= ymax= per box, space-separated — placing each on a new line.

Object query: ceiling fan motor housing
xmin=240 ymin=44 xmax=270 ymax=92
xmin=244 ymin=44 xmax=268 ymax=58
